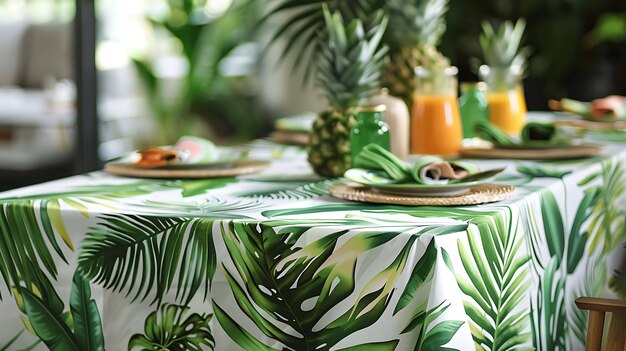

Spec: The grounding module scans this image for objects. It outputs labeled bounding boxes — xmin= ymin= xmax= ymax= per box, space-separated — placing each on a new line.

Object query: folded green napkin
xmin=353 ymin=144 xmax=483 ymax=184
xmin=474 ymin=120 xmax=515 ymax=146
xmin=353 ymin=144 xmax=408 ymax=181
xmin=521 ymin=122 xmax=557 ymax=143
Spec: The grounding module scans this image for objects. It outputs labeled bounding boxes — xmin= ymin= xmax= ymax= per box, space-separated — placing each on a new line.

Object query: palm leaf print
xmin=443 ymin=210 xmax=531 ymax=351
xmin=78 ymin=214 xmax=217 ymax=305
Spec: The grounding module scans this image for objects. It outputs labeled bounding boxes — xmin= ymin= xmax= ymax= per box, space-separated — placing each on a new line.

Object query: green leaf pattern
xmin=0 ymin=140 xmax=624 ymax=350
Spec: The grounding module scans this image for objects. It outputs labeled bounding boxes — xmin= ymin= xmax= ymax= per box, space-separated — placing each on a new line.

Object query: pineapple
xmin=307 ymin=6 xmax=389 ymax=177
xmin=383 ymin=0 xmax=451 ymax=107
xmin=478 ymin=19 xmax=529 ymax=91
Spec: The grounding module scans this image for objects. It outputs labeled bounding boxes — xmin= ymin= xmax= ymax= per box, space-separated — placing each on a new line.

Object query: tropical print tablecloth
xmin=1 ymin=137 xmax=625 ymax=351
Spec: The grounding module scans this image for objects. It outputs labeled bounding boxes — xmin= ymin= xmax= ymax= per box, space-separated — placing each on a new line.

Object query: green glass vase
xmin=350 ymin=105 xmax=391 ymax=161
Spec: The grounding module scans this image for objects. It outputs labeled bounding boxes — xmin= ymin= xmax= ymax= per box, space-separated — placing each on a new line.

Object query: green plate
xmin=343 ymin=168 xmax=496 ymax=197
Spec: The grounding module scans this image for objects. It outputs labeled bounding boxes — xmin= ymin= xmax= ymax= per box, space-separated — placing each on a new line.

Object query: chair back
xmin=575 ymin=296 xmax=626 ymax=351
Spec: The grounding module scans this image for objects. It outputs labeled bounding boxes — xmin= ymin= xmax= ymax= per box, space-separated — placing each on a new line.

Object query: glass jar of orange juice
xmin=411 ymin=66 xmax=462 ymax=156
xmin=479 ymin=65 xmax=527 ymax=136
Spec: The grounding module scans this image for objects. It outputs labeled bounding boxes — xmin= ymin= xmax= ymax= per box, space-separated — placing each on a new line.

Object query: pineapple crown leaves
xmin=261 ymin=0 xmax=388 ymax=83
xmin=479 ymin=19 xmax=531 ymax=70
xmin=316 ymin=4 xmax=389 ymax=112
xmin=387 ymin=0 xmax=449 ymax=49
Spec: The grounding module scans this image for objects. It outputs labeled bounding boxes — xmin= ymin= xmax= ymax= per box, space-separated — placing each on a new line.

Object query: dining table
xmin=0 ymin=113 xmax=625 ymax=351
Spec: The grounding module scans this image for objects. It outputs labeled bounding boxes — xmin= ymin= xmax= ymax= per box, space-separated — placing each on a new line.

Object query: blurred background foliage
xmin=131 ymin=0 xmax=264 ymax=144
xmin=442 ymin=0 xmax=626 ymax=109
xmin=0 ymin=0 xmax=624 ymax=141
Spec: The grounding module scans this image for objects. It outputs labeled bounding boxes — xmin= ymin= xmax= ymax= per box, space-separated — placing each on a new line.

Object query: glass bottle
xmin=350 ymin=105 xmax=391 ymax=161
xmin=411 ymin=66 xmax=462 ymax=156
xmin=458 ymin=82 xmax=489 ymax=139
xmin=479 ymin=65 xmax=527 ymax=136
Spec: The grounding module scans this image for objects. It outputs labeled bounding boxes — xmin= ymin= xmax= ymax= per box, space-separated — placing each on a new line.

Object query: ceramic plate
xmin=343 ymin=168 xmax=494 ymax=197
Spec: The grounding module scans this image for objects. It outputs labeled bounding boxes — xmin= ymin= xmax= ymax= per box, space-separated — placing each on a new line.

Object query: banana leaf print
xmin=441 ymin=213 xmax=531 ymax=351
xmin=128 ymin=304 xmax=214 ymax=351
xmin=17 ymin=270 xmax=104 ymax=351
xmin=78 ymin=214 xmax=217 ymax=305
xmin=214 ymin=221 xmax=467 ymax=350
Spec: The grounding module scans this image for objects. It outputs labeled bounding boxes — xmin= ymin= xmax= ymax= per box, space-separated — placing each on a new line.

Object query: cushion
xmin=0 ymin=21 xmax=27 ymax=86
xmin=20 ymin=22 xmax=73 ymax=88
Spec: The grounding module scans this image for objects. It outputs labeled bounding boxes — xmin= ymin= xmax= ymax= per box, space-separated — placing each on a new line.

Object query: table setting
xmin=1 ymin=5 xmax=625 ymax=351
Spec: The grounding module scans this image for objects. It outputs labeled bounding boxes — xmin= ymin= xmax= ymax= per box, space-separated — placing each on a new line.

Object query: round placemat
xmin=329 ymin=183 xmax=515 ymax=206
xmin=460 ymin=144 xmax=604 ymax=160
xmin=269 ymin=131 xmax=309 ymax=145
xmin=104 ymin=160 xmax=270 ymax=179
xmin=554 ymin=119 xmax=626 ymax=131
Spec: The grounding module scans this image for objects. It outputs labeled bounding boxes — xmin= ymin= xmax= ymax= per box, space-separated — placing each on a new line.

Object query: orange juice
xmin=411 ymin=94 xmax=463 ymax=156
xmin=487 ymin=86 xmax=527 ymax=135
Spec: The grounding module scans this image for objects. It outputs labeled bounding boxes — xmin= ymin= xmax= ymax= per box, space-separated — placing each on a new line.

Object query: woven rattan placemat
xmin=329 ymin=183 xmax=515 ymax=206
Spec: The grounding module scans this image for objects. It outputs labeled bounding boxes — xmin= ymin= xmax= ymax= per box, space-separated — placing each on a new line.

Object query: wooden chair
xmin=575 ymin=297 xmax=626 ymax=351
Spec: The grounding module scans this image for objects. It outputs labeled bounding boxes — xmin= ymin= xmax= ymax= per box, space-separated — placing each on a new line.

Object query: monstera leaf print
xmin=17 ymin=270 xmax=104 ymax=351
xmin=128 ymin=304 xmax=214 ymax=351
xmin=214 ymin=220 xmax=468 ymax=350
xmin=78 ymin=214 xmax=218 ymax=305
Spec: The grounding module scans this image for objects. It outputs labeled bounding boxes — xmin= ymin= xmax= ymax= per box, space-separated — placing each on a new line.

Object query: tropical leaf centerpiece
xmin=307 ymin=6 xmax=389 ymax=177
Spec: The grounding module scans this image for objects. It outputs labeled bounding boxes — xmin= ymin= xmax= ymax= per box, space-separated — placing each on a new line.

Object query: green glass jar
xmin=458 ymin=82 xmax=489 ymax=138
xmin=350 ymin=105 xmax=391 ymax=161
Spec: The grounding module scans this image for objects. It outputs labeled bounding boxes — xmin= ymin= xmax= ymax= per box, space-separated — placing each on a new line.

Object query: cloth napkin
xmin=134 ymin=136 xmax=218 ymax=168
xmin=353 ymin=144 xmax=482 ymax=184
xmin=551 ymin=98 xmax=626 ymax=121
xmin=520 ymin=122 xmax=558 ymax=143
xmin=474 ymin=120 xmax=514 ymax=145
xmin=476 ymin=120 xmax=567 ymax=145
xmin=353 ymin=144 xmax=408 ymax=180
